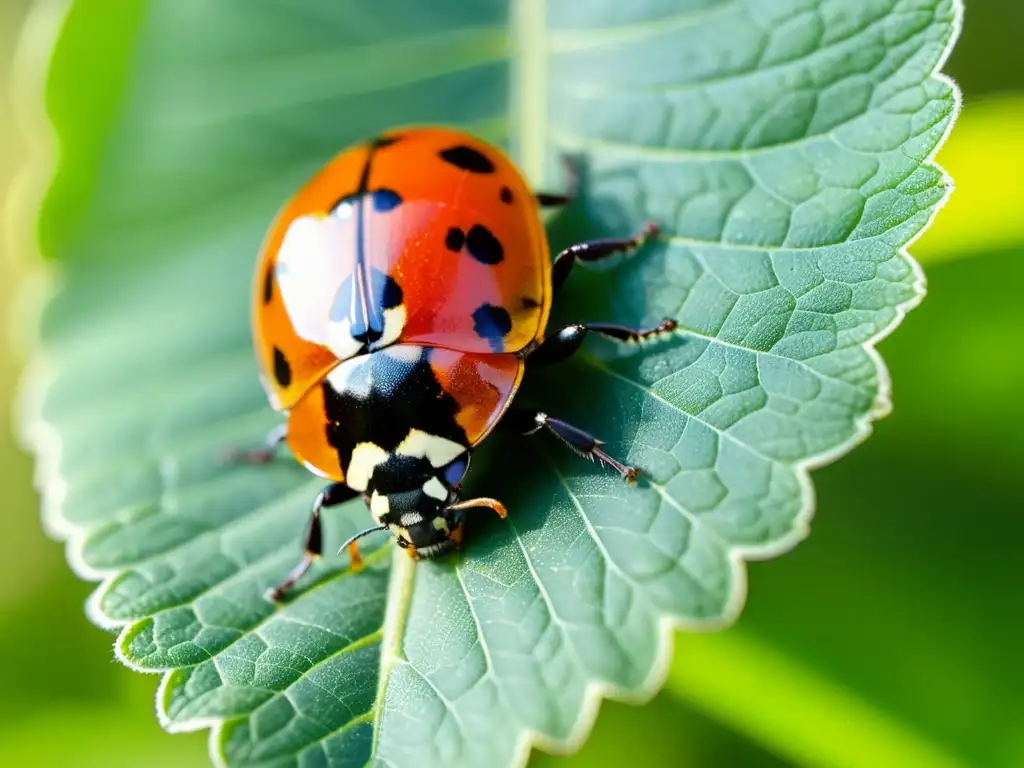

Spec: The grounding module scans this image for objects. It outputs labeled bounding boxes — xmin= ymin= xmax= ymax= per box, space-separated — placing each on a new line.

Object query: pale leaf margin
xmin=6 ymin=1 xmax=964 ymax=766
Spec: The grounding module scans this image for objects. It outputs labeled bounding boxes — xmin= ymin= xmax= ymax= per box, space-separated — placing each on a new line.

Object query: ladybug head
xmin=368 ymin=454 xmax=471 ymax=558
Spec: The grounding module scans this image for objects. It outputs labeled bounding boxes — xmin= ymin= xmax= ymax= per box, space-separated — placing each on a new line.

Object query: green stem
xmin=512 ymin=0 xmax=547 ymax=183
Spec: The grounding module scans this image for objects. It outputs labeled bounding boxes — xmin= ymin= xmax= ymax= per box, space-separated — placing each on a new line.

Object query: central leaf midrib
xmin=369 ymin=550 xmax=417 ymax=758
xmin=366 ymin=0 xmax=550 ymax=761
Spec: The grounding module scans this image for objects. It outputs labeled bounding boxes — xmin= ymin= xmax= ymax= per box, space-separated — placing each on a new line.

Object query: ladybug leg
xmin=221 ymin=423 xmax=287 ymax=465
xmin=503 ymin=408 xmax=638 ymax=484
xmin=551 ymin=222 xmax=660 ymax=295
xmin=536 ymin=192 xmax=573 ymax=208
xmin=527 ymin=319 xmax=677 ymax=367
xmin=268 ymin=482 xmax=359 ymax=602
xmin=536 ymin=156 xmax=580 ymax=208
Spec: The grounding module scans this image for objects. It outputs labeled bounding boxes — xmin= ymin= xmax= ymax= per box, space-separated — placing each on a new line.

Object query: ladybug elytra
xmin=225 ymin=127 xmax=675 ymax=600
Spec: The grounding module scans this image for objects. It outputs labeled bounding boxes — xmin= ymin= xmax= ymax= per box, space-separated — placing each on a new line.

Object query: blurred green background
xmin=0 ymin=2 xmax=1021 ymax=766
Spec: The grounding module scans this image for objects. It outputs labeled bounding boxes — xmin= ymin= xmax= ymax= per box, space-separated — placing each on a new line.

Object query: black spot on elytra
xmin=466 ymin=225 xmax=504 ymax=265
xmin=263 ymin=266 xmax=274 ymax=304
xmin=439 ymin=145 xmax=495 ymax=173
xmin=381 ymin=274 xmax=404 ymax=309
xmin=445 ymin=227 xmax=465 ymax=252
xmin=472 ymin=304 xmax=513 ymax=350
xmin=372 ymin=188 xmax=402 ymax=212
xmin=500 ymin=186 xmax=513 ymax=204
xmin=273 ymin=347 xmax=292 ymax=387
xmin=331 ymin=268 xmax=404 ymax=346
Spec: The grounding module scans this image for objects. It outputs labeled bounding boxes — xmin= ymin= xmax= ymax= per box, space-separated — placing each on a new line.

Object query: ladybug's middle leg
xmin=517 ymin=309 xmax=677 ymax=482
xmin=269 ymin=482 xmax=359 ymax=602
xmin=527 ymin=319 xmax=677 ymax=367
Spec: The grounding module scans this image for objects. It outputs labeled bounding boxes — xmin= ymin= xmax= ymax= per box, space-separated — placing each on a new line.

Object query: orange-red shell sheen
xmin=252 ymin=127 xmax=551 ymax=412
xmin=283 ymin=382 xmax=343 ymax=480
xmin=426 ymin=349 xmax=524 ymax=444
xmin=252 ymin=146 xmax=369 ymax=410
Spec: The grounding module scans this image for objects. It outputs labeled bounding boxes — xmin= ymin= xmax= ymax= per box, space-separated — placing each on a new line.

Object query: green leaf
xmin=17 ymin=1 xmax=960 ymax=766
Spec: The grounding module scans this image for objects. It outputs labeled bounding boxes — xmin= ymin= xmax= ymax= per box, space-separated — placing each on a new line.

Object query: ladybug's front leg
xmin=516 ymin=310 xmax=678 ymax=482
xmin=269 ymin=482 xmax=359 ymax=602
xmin=551 ymin=222 xmax=660 ymax=295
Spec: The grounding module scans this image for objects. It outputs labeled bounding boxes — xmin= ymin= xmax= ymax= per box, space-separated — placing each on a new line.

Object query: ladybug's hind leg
xmin=535 ymin=156 xmax=580 ymax=208
xmin=221 ymin=423 xmax=287 ymax=465
xmin=503 ymin=408 xmax=638 ymax=484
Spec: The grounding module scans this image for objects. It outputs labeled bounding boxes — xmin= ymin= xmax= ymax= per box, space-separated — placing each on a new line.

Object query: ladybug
xmin=226 ymin=127 xmax=675 ymax=600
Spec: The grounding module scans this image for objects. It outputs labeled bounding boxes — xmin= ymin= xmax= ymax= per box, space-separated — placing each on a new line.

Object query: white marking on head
xmin=400 ymin=512 xmax=423 ymax=526
xmin=346 ymin=442 xmax=389 ymax=491
xmin=370 ymin=491 xmax=390 ymax=521
xmin=422 ymin=476 xmax=448 ymax=501
xmin=396 ymin=429 xmax=465 ymax=467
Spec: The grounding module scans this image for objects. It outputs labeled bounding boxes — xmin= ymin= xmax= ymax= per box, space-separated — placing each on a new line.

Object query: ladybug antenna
xmin=446 ymin=497 xmax=508 ymax=520
xmin=336 ymin=524 xmax=388 ymax=556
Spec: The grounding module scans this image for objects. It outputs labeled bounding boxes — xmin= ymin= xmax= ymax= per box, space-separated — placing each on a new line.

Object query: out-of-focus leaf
xmin=0 ymin=703 xmax=206 ymax=768
xmin=667 ymin=631 xmax=966 ymax=768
